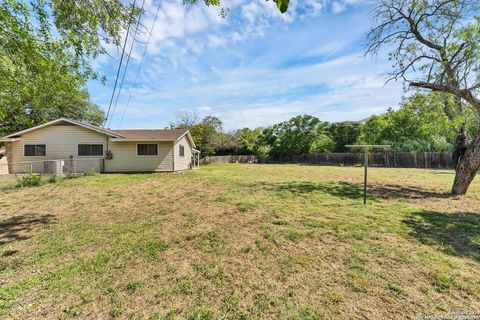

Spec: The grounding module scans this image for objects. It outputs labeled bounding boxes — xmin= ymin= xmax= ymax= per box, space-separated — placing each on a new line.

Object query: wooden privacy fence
xmin=202 ymin=152 xmax=454 ymax=169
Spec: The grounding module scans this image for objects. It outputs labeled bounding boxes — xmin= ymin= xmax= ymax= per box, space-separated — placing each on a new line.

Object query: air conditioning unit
xmin=44 ymin=160 xmax=64 ymax=175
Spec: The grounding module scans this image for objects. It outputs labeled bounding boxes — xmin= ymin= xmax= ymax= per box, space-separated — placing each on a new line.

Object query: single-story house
xmin=0 ymin=118 xmax=200 ymax=174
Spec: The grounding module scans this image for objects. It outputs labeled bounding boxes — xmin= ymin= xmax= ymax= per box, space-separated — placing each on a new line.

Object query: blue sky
xmin=87 ymin=0 xmax=404 ymax=130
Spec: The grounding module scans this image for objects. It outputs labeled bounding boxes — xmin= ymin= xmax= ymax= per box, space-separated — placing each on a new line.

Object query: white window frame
xmin=77 ymin=143 xmax=105 ymax=157
xmin=23 ymin=144 xmax=47 ymax=157
xmin=136 ymin=143 xmax=159 ymax=156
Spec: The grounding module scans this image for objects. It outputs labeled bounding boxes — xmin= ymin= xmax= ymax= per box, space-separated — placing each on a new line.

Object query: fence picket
xmin=202 ymin=152 xmax=454 ymax=169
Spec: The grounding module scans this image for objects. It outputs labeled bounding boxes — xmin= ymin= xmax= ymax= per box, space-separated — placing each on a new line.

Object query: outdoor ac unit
xmin=44 ymin=160 xmax=64 ymax=175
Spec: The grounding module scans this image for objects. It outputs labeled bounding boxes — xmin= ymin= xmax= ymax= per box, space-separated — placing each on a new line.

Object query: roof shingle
xmin=111 ymin=129 xmax=188 ymax=140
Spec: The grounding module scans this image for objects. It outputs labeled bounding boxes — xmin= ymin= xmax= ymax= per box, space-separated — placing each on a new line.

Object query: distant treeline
xmin=172 ymin=92 xmax=477 ymax=157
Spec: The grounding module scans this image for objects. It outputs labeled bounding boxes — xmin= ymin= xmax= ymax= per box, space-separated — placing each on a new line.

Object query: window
xmin=137 ymin=144 xmax=158 ymax=156
xmin=24 ymin=144 xmax=46 ymax=156
xmin=78 ymin=144 xmax=103 ymax=156
xmin=179 ymin=145 xmax=185 ymax=157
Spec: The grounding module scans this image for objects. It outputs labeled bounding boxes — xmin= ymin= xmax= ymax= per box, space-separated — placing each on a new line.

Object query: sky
xmin=87 ymin=0 xmax=405 ymax=130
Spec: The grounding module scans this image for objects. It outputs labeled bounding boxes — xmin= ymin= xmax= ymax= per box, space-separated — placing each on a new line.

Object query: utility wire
xmin=103 ymin=0 xmax=138 ymax=128
xmin=106 ymin=0 xmax=146 ymax=128
xmin=118 ymin=0 xmax=163 ymax=129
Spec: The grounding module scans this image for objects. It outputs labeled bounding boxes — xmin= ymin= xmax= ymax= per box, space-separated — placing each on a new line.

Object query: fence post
xmin=74 ymin=158 xmax=77 ymax=174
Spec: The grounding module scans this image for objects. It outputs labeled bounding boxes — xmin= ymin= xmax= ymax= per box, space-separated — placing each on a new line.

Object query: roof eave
xmin=3 ymin=118 xmax=124 ymax=138
xmin=109 ymin=138 xmax=176 ymax=142
xmin=177 ymin=131 xmax=196 ymax=148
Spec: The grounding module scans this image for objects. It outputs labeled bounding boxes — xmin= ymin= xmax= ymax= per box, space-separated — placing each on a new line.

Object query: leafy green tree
xmin=359 ymin=93 xmax=471 ymax=152
xmin=267 ymin=115 xmax=323 ymax=157
xmin=236 ymin=128 xmax=266 ymax=155
xmin=366 ymin=0 xmax=480 ymax=194
xmin=310 ymin=134 xmax=336 ymax=153
xmin=187 ymin=116 xmax=225 ymax=156
xmin=0 ymin=0 xmax=137 ymax=135
xmin=326 ymin=121 xmax=362 ymax=152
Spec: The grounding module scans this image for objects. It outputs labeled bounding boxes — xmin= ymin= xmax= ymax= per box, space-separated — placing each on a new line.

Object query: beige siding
xmin=8 ymin=124 xmax=106 ymax=173
xmin=173 ymin=135 xmax=193 ymax=171
xmin=105 ymin=141 xmax=174 ymax=172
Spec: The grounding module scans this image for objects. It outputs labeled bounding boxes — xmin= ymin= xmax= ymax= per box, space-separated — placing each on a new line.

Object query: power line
xmin=118 ymin=0 xmax=163 ymax=129
xmin=106 ymin=0 xmax=146 ymax=128
xmin=103 ymin=0 xmax=138 ymax=128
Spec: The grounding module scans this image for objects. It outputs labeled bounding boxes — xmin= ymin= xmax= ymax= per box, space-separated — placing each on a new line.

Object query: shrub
xmin=83 ymin=170 xmax=97 ymax=176
xmin=47 ymin=175 xmax=58 ymax=183
xmin=16 ymin=173 xmax=44 ymax=187
xmin=65 ymin=172 xmax=82 ymax=179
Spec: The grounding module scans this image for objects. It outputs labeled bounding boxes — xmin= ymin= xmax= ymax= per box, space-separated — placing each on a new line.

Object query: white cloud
xmin=184 ymin=39 xmax=205 ymax=54
xmin=332 ymin=2 xmax=346 ymax=13
xmin=208 ymin=35 xmax=227 ymax=47
xmin=197 ymin=106 xmax=213 ymax=112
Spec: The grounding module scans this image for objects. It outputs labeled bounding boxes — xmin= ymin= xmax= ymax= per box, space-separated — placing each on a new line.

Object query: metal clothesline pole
xmin=346 ymin=145 xmax=391 ymax=205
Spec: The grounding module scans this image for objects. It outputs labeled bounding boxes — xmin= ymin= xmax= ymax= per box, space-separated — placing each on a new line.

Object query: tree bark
xmin=452 ymin=132 xmax=480 ymax=195
xmin=453 ymin=124 xmax=468 ymax=168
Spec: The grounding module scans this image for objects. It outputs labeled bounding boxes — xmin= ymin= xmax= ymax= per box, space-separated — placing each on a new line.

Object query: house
xmin=0 ymin=118 xmax=200 ymax=174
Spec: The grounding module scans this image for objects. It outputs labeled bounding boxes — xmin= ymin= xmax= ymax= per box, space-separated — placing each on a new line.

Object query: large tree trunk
xmin=453 ymin=124 xmax=468 ymax=168
xmin=452 ymin=131 xmax=480 ymax=195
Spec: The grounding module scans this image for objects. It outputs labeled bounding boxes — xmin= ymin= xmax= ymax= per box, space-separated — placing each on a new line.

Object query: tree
xmin=171 ymin=111 xmax=201 ymax=130
xmin=266 ymin=115 xmax=322 ymax=157
xmin=188 ymin=116 xmax=224 ymax=156
xmin=236 ymin=128 xmax=266 ymax=155
xmin=209 ymin=131 xmax=241 ymax=155
xmin=0 ymin=1 xmax=110 ymax=136
xmin=326 ymin=121 xmax=362 ymax=152
xmin=0 ymin=0 xmax=138 ymax=135
xmin=310 ymin=134 xmax=335 ymax=153
xmin=359 ymin=93 xmax=472 ymax=152
xmin=366 ymin=0 xmax=480 ymax=194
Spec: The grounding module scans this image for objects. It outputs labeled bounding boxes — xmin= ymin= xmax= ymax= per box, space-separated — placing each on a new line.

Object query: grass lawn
xmin=0 ymin=163 xmax=479 ymax=319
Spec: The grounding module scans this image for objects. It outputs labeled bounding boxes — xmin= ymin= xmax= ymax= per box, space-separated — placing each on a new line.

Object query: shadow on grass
xmin=404 ymin=211 xmax=480 ymax=261
xmin=274 ymin=181 xmax=451 ymax=201
xmin=0 ymin=214 xmax=56 ymax=246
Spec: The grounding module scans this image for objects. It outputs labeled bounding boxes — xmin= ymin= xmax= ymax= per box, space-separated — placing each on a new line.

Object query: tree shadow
xmin=272 ymin=180 xmax=479 ymax=261
xmin=0 ymin=214 xmax=57 ymax=246
xmin=404 ymin=210 xmax=480 ymax=261
xmin=273 ymin=180 xmax=451 ymax=201
xmin=276 ymin=181 xmax=364 ymax=199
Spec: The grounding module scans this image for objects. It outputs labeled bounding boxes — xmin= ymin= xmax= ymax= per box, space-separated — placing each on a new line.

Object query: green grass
xmin=0 ymin=163 xmax=479 ymax=319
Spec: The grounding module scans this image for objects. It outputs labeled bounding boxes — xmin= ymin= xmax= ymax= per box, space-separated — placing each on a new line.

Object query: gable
xmin=19 ymin=122 xmax=108 ymax=140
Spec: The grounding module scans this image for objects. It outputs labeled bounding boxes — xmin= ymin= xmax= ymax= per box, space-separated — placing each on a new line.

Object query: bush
xmin=47 ymin=175 xmax=58 ymax=183
xmin=65 ymin=172 xmax=82 ymax=179
xmin=83 ymin=170 xmax=97 ymax=176
xmin=16 ymin=173 xmax=44 ymax=187
xmin=15 ymin=170 xmax=99 ymax=188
